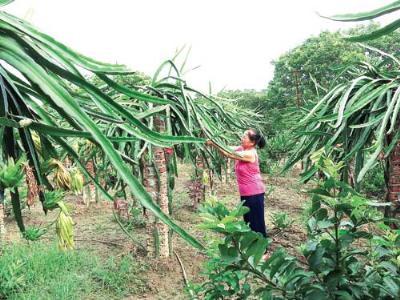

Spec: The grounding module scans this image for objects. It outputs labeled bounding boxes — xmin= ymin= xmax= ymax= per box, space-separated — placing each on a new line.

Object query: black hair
xmin=248 ymin=129 xmax=266 ymax=149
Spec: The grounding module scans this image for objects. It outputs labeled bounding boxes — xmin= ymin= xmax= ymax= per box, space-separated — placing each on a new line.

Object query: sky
xmin=4 ymin=0 xmax=396 ymax=93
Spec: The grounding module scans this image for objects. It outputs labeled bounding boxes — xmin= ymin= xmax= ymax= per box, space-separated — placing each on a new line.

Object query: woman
xmin=206 ymin=129 xmax=267 ymax=238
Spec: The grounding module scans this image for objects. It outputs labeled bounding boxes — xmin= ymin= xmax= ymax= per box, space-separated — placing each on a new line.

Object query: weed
xmin=271 ymin=212 xmax=294 ymax=231
xmin=0 ymin=242 xmax=148 ymax=299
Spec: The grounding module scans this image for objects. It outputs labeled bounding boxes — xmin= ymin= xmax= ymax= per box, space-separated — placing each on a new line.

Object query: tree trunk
xmin=190 ymin=155 xmax=205 ymax=210
xmin=143 ymin=117 xmax=170 ymax=257
xmin=387 ymin=140 xmax=400 ymax=227
xmin=83 ymin=160 xmax=96 ymax=206
xmin=154 ymin=143 xmax=169 ymax=257
xmin=293 ymin=69 xmax=302 ymax=108
xmin=142 ymin=155 xmax=158 ymax=256
xmin=226 ymin=158 xmax=232 ymax=184
xmin=208 ymin=169 xmax=215 ymax=195
xmin=25 ymin=164 xmax=39 ymax=207
xmin=0 ymin=188 xmax=5 ymax=250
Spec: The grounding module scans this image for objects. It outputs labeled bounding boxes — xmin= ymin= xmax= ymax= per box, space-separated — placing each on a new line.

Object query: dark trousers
xmin=241 ymin=193 xmax=267 ymax=238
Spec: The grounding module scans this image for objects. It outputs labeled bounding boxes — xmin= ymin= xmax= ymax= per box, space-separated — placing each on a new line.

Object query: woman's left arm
xmin=206 ymin=140 xmax=247 ymax=161
xmin=235 ymin=150 xmax=256 ymax=163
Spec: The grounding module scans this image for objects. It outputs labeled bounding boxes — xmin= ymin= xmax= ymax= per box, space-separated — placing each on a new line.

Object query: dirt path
xmin=264 ymin=172 xmax=309 ymax=257
xmin=4 ymin=166 xmax=310 ymax=299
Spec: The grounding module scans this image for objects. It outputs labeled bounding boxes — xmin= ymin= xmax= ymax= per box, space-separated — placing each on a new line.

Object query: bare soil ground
xmin=4 ymin=164 xmax=311 ymax=299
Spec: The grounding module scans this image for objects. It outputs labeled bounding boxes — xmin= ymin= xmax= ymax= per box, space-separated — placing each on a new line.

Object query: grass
xmin=0 ymin=242 xmax=148 ymax=299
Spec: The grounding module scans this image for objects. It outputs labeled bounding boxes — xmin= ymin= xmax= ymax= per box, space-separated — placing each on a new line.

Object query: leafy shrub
xmin=271 ymin=212 xmax=294 ymax=231
xmin=259 ymin=151 xmax=281 ymax=175
xmin=192 ymin=198 xmax=261 ymax=299
xmin=114 ymin=189 xmax=126 ymax=198
xmin=264 ymin=131 xmax=293 ymax=161
xmin=259 ymin=130 xmax=296 ymax=175
xmin=259 ymin=131 xmax=294 ymax=175
xmin=128 ymin=206 xmax=147 ymax=228
xmin=194 ymin=156 xmax=400 ymax=299
xmin=114 ymin=204 xmax=147 ymax=230
xmin=361 ymin=163 xmax=386 ymax=198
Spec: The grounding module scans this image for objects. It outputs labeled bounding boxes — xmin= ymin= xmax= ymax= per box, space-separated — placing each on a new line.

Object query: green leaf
xmin=0 ymin=11 xmax=130 ymax=73
xmin=283 ymin=270 xmax=312 ymax=288
xmin=239 ymin=232 xmax=258 ymax=251
xmin=0 ymin=0 xmax=13 ymax=7
xmin=317 ymin=220 xmax=334 ymax=229
xmin=324 ymin=1 xmax=400 ymax=22
xmin=300 ymin=165 xmax=318 ymax=183
xmin=0 ymin=116 xmax=19 ymax=128
xmin=28 ymin=121 xmax=138 ymax=143
xmin=96 ymin=73 xmax=172 ymax=105
xmin=308 ymin=246 xmax=325 ymax=270
xmin=379 ymin=262 xmax=399 ymax=274
xmin=333 ymin=290 xmax=353 ymax=300
xmin=334 ymin=76 xmax=371 ymax=128
xmin=382 ymin=276 xmax=399 ymax=297
xmin=246 ymin=237 xmax=269 ymax=267
xmin=315 ymin=208 xmax=328 ymax=221
xmin=134 ymin=105 xmax=168 ymax=120
xmin=366 ymin=201 xmax=392 ymax=207
xmin=269 ymin=254 xmax=286 ymax=279
xmin=305 ymin=288 xmax=329 ymax=300
xmin=218 ymin=244 xmax=239 ymax=263
xmin=345 ymin=19 xmax=400 ymax=42
xmin=10 ymin=187 xmax=24 ymax=232
xmin=348 ymin=114 xmax=384 ymax=129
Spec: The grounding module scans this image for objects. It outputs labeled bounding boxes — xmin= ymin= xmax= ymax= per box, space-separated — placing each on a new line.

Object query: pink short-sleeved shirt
xmin=234 ymin=146 xmax=265 ymax=196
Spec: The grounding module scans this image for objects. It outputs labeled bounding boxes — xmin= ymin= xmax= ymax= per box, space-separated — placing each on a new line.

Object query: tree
xmin=266 ymin=25 xmax=400 ymax=111
xmin=222 ymin=27 xmax=400 ymax=166
xmin=0 ymin=1 xmax=208 ymax=249
xmin=285 ymin=2 xmax=400 ymax=224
